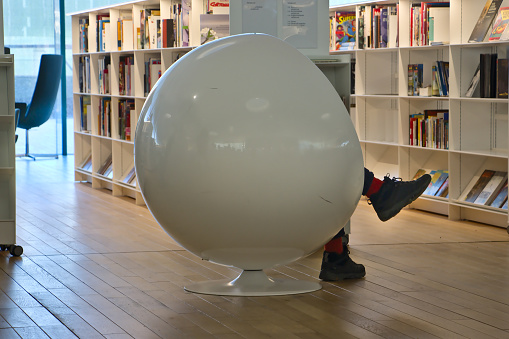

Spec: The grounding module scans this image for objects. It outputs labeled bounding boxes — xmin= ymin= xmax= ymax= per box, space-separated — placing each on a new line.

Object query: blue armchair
xmin=16 ymin=54 xmax=63 ymax=159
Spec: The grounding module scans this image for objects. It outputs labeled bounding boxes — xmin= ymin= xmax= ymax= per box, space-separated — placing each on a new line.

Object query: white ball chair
xmin=135 ymin=33 xmax=364 ymax=296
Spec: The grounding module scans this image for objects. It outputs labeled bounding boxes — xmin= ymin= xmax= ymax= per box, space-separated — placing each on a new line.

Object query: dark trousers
xmin=331 ymin=168 xmax=374 ymax=240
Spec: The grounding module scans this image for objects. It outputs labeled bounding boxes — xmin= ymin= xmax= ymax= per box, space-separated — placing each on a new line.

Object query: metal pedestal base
xmin=185 ymin=270 xmax=322 ymax=296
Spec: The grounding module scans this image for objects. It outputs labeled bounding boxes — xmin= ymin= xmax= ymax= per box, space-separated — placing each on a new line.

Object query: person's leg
xmin=320 ymin=168 xmax=431 ymax=281
xmin=319 ymin=228 xmax=365 ymax=281
xmin=363 ymin=168 xmax=431 ymax=221
xmin=319 ymin=169 xmax=376 ymax=281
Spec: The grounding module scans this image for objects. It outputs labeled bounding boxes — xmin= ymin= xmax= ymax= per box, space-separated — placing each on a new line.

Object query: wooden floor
xmin=4 ymin=156 xmax=509 ymax=338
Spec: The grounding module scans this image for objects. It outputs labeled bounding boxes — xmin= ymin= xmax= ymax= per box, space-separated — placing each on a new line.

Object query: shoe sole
xmin=378 ymin=175 xmax=432 ymax=222
xmin=319 ymin=270 xmax=366 ymax=281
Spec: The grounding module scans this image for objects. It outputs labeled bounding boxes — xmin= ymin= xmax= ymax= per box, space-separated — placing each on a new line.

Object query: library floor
xmin=5 ymin=156 xmax=509 ymax=338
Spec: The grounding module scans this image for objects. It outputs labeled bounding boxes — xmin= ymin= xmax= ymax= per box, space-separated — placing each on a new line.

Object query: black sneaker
xmin=369 ymin=174 xmax=431 ymax=222
xmin=319 ymin=245 xmax=366 ymax=281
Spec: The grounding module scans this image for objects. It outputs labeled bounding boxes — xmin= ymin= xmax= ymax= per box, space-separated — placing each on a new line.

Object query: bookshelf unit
xmin=0 ymin=53 xmax=22 ymax=255
xmin=332 ymin=0 xmax=509 ymax=229
xmin=72 ymin=0 xmax=354 ymax=207
xmin=71 ymin=0 xmax=206 ymax=205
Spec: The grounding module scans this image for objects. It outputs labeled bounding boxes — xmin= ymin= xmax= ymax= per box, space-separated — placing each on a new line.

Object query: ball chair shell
xmin=135 ymin=33 xmax=364 ymax=271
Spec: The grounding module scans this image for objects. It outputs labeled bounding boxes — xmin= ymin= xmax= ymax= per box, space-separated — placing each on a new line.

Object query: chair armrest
xmin=15 ymin=102 xmax=27 ymax=117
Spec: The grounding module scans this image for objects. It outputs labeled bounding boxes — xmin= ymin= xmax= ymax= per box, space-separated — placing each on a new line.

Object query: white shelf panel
xmin=359 ymin=140 xmax=399 ymax=147
xmin=449 ymin=149 xmax=508 ymax=159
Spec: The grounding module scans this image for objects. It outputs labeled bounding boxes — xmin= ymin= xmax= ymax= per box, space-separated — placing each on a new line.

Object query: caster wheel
xmin=0 ymin=245 xmax=7 ymax=251
xmin=9 ymin=245 xmax=23 ymax=257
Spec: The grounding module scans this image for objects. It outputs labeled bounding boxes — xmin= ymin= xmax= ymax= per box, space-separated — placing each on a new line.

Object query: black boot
xmin=319 ymin=244 xmax=366 ymax=281
xmin=369 ymin=174 xmax=431 ymax=222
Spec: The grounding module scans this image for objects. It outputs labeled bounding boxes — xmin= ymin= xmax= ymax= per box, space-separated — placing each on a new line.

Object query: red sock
xmin=365 ymin=177 xmax=384 ymax=198
xmin=324 ymin=237 xmax=343 ymax=254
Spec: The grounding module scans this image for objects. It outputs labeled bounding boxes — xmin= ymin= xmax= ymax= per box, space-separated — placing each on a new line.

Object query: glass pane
xmin=3 ymin=0 xmax=59 ymax=156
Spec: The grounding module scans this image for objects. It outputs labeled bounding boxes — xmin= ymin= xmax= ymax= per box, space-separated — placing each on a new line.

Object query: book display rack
xmin=71 ymin=0 xmax=210 ymax=205
xmin=332 ymin=0 xmax=509 ymax=229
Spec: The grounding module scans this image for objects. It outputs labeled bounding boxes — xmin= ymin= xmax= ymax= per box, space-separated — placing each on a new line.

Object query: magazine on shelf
xmin=460 ymin=169 xmax=496 ymax=203
xmin=473 ymin=171 xmax=508 ymax=205
xmin=80 ymin=153 xmax=93 ymax=172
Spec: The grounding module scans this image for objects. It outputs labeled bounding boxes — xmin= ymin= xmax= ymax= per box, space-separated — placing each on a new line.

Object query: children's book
xmin=334 ymin=12 xmax=356 ymax=51
xmin=488 ymin=7 xmax=509 ymax=40
xmin=428 ymin=170 xmax=449 ymax=196
xmin=436 ymin=177 xmax=449 ymax=198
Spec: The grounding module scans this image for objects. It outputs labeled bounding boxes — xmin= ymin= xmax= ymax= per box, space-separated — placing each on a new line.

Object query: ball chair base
xmin=184 ymin=269 xmax=322 ymax=296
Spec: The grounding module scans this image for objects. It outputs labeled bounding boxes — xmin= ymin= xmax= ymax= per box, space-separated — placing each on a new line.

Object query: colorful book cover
xmin=412 ymin=168 xmax=429 ymax=180
xmin=469 ymin=0 xmax=504 ymax=42
xmin=335 ymin=12 xmax=356 ymax=51
xmin=463 ymin=170 xmax=496 ymax=203
xmin=436 ymin=177 xmax=449 ymax=198
xmin=423 ymin=170 xmax=438 ymax=195
xmin=428 ymin=170 xmax=449 ymax=196
xmin=488 ymin=7 xmax=509 ymax=40
xmin=182 ymin=0 xmax=191 ymax=47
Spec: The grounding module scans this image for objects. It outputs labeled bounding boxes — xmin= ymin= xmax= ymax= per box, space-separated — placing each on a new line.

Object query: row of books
xmin=409 ymin=110 xmax=449 ymax=149
xmin=98 ymin=14 xmax=111 ymax=52
xmin=358 ymin=5 xmax=398 ymax=50
xmin=460 ymin=169 xmax=508 ymax=209
xmin=465 ymin=54 xmax=508 ymax=99
xmin=414 ymin=169 xmax=449 ymax=198
xmin=78 ymin=18 xmax=89 ymax=53
xmin=78 ymin=5 xmax=189 ymax=53
xmin=144 ymin=58 xmax=162 ymax=96
xmin=327 ymin=0 xmax=507 ymax=52
xmin=97 ymin=154 xmax=113 ymax=179
xmin=410 ymin=2 xmax=450 ymax=46
xmin=78 ymin=56 xmax=91 ymax=94
xmin=432 ymin=61 xmax=449 ymax=97
xmin=413 ymin=167 xmax=509 ymax=209
xmin=407 ymin=64 xmax=423 ymax=96
xmin=121 ymin=167 xmax=137 ymax=187
xmin=80 ymin=153 xmax=92 ymax=172
xmin=407 ymin=61 xmax=449 ymax=97
xmin=98 ymin=56 xmax=111 ymax=95
xmin=80 ymin=96 xmax=91 ymax=132
xmin=79 ymin=96 xmax=134 ymax=140
xmin=119 ymin=55 xmax=135 ymax=96
xmin=78 ymin=153 xmax=137 ymax=187
xmin=99 ymin=97 xmax=111 ymax=138
xmin=119 ymin=99 xmax=134 ymax=141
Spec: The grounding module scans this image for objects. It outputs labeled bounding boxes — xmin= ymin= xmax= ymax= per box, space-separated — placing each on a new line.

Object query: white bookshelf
xmin=72 ymin=0 xmax=354 ymax=208
xmin=332 ymin=0 xmax=509 ymax=229
xmin=70 ymin=0 xmax=208 ymax=205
